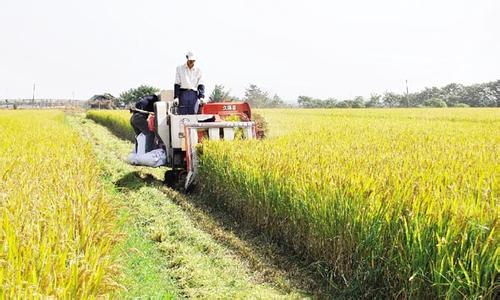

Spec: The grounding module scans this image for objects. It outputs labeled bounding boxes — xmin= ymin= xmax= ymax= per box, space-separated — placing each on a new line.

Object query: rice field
xmin=202 ymin=108 xmax=499 ymax=298
xmin=87 ymin=108 xmax=499 ymax=298
xmin=0 ymin=111 xmax=119 ymax=297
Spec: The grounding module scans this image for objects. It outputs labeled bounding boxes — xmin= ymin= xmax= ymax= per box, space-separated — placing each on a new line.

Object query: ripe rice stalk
xmin=198 ymin=108 xmax=499 ymax=298
xmin=0 ymin=110 xmax=120 ymax=297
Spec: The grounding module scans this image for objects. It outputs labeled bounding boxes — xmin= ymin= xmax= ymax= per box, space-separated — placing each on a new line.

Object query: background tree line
xmin=94 ymin=80 xmax=498 ymax=109
xmin=297 ymin=80 xmax=499 ymax=108
xmin=104 ymin=84 xmax=290 ymax=108
xmin=209 ymin=84 xmax=289 ymax=108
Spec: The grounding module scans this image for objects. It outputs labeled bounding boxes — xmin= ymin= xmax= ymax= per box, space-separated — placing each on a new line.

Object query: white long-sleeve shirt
xmin=175 ymin=63 xmax=203 ymax=91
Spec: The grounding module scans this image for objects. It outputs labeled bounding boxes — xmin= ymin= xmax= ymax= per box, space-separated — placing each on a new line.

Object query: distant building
xmin=88 ymin=93 xmax=116 ymax=109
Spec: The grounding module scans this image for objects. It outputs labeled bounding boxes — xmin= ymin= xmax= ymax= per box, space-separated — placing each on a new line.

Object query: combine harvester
xmin=142 ymin=90 xmax=258 ymax=191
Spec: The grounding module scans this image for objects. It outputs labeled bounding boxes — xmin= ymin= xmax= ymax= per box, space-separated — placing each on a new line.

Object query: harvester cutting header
xmin=128 ymin=52 xmax=261 ymax=191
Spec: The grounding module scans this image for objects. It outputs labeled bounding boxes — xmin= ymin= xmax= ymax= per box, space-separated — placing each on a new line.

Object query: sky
xmin=0 ymin=0 xmax=499 ymax=101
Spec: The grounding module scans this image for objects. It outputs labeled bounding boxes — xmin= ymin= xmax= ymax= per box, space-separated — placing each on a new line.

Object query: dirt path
xmin=68 ymin=114 xmax=310 ymax=299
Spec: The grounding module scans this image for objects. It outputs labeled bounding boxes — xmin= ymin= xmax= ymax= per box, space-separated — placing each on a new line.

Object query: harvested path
xmin=68 ymin=114 xmax=309 ymax=299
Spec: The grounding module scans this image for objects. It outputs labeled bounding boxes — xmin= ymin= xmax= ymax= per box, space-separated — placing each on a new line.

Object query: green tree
xmin=119 ymin=85 xmax=160 ymax=105
xmin=269 ymin=94 xmax=286 ymax=108
xmin=335 ymin=100 xmax=351 ymax=108
xmin=244 ymin=84 xmax=270 ymax=108
xmin=424 ymin=97 xmax=447 ymax=107
xmin=324 ymin=98 xmax=338 ymax=108
xmin=298 ymin=96 xmax=343 ymax=108
xmin=366 ymin=94 xmax=382 ymax=108
xmin=441 ymin=83 xmax=466 ymax=107
xmin=209 ymin=84 xmax=231 ymax=102
xmin=352 ymin=96 xmax=366 ymax=108
xmin=297 ymin=96 xmax=314 ymax=108
xmin=488 ymin=80 xmax=500 ymax=107
xmin=297 ymin=95 xmax=323 ymax=108
xmin=383 ymin=92 xmax=403 ymax=107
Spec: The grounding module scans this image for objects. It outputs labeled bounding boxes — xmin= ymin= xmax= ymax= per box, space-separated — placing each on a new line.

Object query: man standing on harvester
xmin=174 ymin=51 xmax=205 ymax=114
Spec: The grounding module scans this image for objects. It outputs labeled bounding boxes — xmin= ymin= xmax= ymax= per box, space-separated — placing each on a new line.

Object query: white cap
xmin=186 ymin=51 xmax=196 ymax=61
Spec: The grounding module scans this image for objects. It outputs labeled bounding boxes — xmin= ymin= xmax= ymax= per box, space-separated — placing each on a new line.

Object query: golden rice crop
xmin=85 ymin=107 xmax=499 ymax=297
xmin=0 ymin=110 xmax=119 ymax=297
xmin=87 ymin=110 xmax=135 ymax=142
xmin=199 ymin=108 xmax=499 ymax=298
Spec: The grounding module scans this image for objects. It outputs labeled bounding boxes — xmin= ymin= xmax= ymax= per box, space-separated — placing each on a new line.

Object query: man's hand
xmin=173 ymin=98 xmax=179 ymax=106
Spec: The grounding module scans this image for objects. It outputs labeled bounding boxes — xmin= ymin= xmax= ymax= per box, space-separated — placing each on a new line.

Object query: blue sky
xmin=1 ymin=0 xmax=499 ymax=101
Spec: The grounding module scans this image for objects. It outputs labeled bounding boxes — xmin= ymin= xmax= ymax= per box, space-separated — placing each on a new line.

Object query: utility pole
xmin=405 ymin=80 xmax=409 ymax=107
xmin=32 ymin=83 xmax=36 ymax=105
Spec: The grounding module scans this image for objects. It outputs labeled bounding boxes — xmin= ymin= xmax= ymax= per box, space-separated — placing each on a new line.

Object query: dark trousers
xmin=179 ymin=90 xmax=199 ymax=114
xmin=130 ymin=113 xmax=155 ymax=152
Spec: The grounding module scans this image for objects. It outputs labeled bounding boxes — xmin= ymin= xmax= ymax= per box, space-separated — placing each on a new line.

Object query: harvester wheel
xmin=177 ymin=171 xmax=188 ymax=192
xmin=164 ymin=170 xmax=178 ymax=188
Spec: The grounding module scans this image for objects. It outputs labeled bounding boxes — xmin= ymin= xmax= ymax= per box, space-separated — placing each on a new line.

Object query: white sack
xmin=127 ymin=149 xmax=166 ymax=167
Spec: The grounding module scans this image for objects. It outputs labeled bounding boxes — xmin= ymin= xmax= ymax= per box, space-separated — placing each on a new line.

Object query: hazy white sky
xmin=1 ymin=0 xmax=499 ymax=101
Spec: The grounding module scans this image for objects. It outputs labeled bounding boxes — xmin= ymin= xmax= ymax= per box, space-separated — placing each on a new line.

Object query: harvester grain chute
xmin=143 ymin=90 xmax=258 ymax=191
